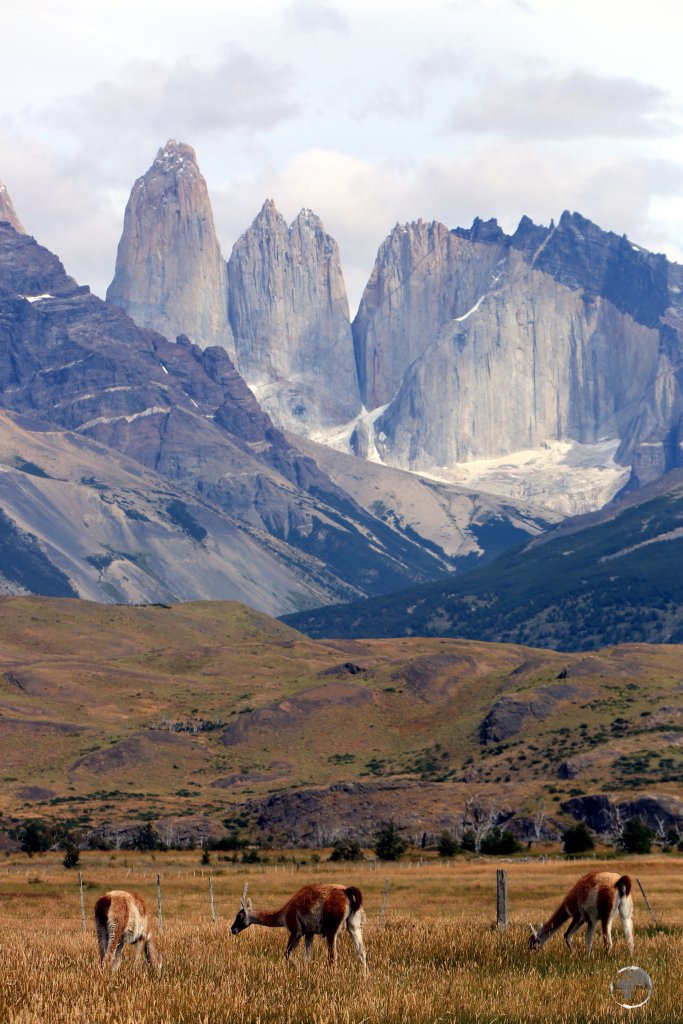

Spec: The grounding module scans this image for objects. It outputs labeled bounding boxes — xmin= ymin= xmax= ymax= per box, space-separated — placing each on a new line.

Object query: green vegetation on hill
xmin=282 ymin=489 xmax=683 ymax=650
xmin=0 ymin=597 xmax=681 ymax=846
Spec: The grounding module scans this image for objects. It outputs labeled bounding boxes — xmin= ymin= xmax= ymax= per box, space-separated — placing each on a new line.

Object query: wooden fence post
xmin=156 ymin=872 xmax=164 ymax=933
xmin=209 ymin=875 xmax=216 ymax=923
xmin=379 ymin=877 xmax=389 ymax=926
xmin=496 ymin=869 xmax=508 ymax=929
xmin=78 ymin=871 xmax=86 ymax=934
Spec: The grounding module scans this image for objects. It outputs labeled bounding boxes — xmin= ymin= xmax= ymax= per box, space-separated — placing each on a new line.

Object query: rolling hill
xmin=0 ymin=597 xmax=681 ymax=847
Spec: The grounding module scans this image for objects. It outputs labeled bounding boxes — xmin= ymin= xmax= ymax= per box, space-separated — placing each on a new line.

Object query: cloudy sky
xmin=3 ymin=0 xmax=682 ymax=309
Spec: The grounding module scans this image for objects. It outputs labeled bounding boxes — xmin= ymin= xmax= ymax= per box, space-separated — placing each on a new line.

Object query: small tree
xmin=62 ymin=843 xmax=80 ymax=869
xmin=621 ymin=818 xmax=654 ymax=854
xmin=460 ymin=829 xmax=476 ymax=852
xmin=562 ymin=822 xmax=595 ymax=855
xmin=20 ymin=821 xmax=51 ymax=857
xmin=130 ymin=823 xmax=165 ymax=851
xmin=374 ymin=821 xmax=406 ymax=861
xmin=480 ymin=827 xmax=521 ymax=855
xmin=329 ymin=838 xmax=364 ymax=861
xmin=437 ymin=831 xmax=459 ymax=858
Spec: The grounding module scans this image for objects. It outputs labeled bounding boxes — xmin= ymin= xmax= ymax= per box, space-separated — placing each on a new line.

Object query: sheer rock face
xmin=353 ymin=218 xmax=506 ymax=409
xmin=227 ymin=200 xmax=361 ymax=433
xmin=355 ymin=211 xmax=683 ymax=488
xmin=106 ymin=140 xmax=232 ymax=352
xmin=0 ymin=181 xmax=24 ymax=234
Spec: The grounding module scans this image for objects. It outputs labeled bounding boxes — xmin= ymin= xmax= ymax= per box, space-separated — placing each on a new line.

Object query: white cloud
xmin=45 ymin=47 xmax=299 ymax=160
xmin=448 ymin=71 xmax=679 ymax=139
xmin=283 ymin=0 xmax=351 ymax=33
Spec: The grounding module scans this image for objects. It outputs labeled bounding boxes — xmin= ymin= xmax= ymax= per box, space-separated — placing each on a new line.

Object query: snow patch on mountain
xmin=417 ymin=438 xmax=630 ymax=517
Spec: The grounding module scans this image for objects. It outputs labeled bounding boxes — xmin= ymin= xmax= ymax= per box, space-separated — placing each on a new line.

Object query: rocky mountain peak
xmin=152 ymin=139 xmax=199 ymax=174
xmin=106 ymin=140 xmax=232 ymax=353
xmin=227 ymin=202 xmax=361 ymax=433
xmin=0 ymin=180 xmax=24 ymax=234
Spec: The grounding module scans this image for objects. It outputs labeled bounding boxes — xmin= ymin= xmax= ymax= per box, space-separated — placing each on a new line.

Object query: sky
xmin=2 ymin=0 xmax=683 ymax=311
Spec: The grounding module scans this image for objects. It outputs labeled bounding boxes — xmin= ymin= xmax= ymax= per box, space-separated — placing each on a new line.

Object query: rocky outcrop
xmin=0 ymin=221 xmax=452 ymax=609
xmin=562 ymin=793 xmax=683 ymax=834
xmin=0 ymin=180 xmax=24 ymax=233
xmin=355 ymin=212 xmax=683 ymax=491
xmin=107 ymin=140 xmax=232 ymax=352
xmin=227 ymin=200 xmax=361 ymax=432
xmin=479 ymin=684 xmax=585 ymax=744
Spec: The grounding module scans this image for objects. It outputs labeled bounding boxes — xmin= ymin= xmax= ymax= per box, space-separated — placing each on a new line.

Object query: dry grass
xmin=1 ymin=852 xmax=681 ymax=1023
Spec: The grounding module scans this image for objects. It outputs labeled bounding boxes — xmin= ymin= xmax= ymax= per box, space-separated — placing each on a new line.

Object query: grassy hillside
xmin=282 ymin=476 xmax=683 ymax=650
xmin=0 ymin=597 xmax=682 ymax=844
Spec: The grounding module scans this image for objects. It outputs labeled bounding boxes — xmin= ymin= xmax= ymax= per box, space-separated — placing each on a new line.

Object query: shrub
xmin=128 ymin=824 xmax=166 ymax=851
xmin=62 ymin=844 xmax=80 ymax=869
xmin=562 ymin=822 xmax=595 ymax=855
xmin=460 ymin=829 xmax=476 ymax=852
xmin=19 ymin=821 xmax=52 ymax=856
xmin=620 ymin=818 xmax=654 ymax=854
xmin=480 ymin=828 xmax=521 ymax=855
xmin=437 ymin=832 xmax=459 ymax=857
xmin=329 ymin=839 xmax=364 ymax=861
xmin=374 ymin=821 xmax=406 ymax=861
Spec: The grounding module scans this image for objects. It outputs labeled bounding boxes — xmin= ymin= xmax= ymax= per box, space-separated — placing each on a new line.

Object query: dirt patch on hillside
xmin=211 ymin=761 xmax=292 ymax=789
xmin=16 ymin=786 xmax=57 ymax=801
xmin=397 ymin=653 xmax=480 ymax=702
xmin=479 ymin=683 xmax=593 ymax=744
xmin=70 ymin=730 xmax=189 ymax=776
xmin=221 ymin=682 xmax=373 ymax=747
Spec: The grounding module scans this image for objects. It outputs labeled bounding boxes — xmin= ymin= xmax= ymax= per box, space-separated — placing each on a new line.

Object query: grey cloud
xmin=416 ymin=48 xmax=467 ymax=81
xmin=284 ymin=0 xmax=351 ymax=33
xmin=45 ymin=47 xmax=299 ymax=156
xmin=448 ymin=71 xmax=678 ymax=139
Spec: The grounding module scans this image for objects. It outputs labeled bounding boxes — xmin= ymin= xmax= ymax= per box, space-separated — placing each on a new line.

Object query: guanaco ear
xmin=245 ymin=897 xmax=252 ymax=910
xmin=529 ymin=923 xmax=538 ymax=937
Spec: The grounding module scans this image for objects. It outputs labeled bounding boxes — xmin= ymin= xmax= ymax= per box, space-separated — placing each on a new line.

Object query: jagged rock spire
xmin=227 ymin=199 xmax=361 ymax=433
xmin=0 ymin=180 xmax=25 ymax=234
xmin=106 ymin=140 xmax=232 ymax=352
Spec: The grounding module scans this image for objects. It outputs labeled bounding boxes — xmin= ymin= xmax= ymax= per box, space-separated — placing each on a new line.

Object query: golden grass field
xmin=1 ymin=851 xmax=681 ymax=1023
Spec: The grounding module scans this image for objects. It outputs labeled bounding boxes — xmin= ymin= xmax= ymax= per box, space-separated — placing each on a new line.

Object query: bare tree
xmin=532 ymin=798 xmax=547 ymax=843
xmin=463 ymin=796 xmax=499 ymax=852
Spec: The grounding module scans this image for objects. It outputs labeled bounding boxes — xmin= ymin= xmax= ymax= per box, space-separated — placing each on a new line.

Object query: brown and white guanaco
xmin=529 ymin=871 xmax=634 ymax=954
xmin=94 ymin=890 xmax=160 ymax=973
xmin=231 ymin=883 xmax=367 ymax=970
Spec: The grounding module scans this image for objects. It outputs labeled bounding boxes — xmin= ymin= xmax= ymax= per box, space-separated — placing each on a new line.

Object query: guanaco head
xmin=528 ymin=923 xmax=541 ymax=952
xmin=231 ymin=895 xmax=252 ymax=935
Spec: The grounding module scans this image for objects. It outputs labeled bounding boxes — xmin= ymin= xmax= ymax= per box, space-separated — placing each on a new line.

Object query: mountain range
xmin=1 ymin=139 xmax=683 ymax=633
xmin=107 ymin=141 xmax=683 ymax=518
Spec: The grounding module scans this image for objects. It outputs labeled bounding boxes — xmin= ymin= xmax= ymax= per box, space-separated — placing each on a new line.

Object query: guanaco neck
xmin=539 ymin=904 xmax=570 ymax=944
xmin=249 ymin=907 xmax=286 ymax=928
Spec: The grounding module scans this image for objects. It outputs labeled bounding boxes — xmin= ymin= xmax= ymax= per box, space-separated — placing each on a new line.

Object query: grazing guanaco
xmin=94 ymin=890 xmax=160 ymax=973
xmin=529 ymin=871 xmax=634 ymax=954
xmin=231 ymin=883 xmax=367 ymax=970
